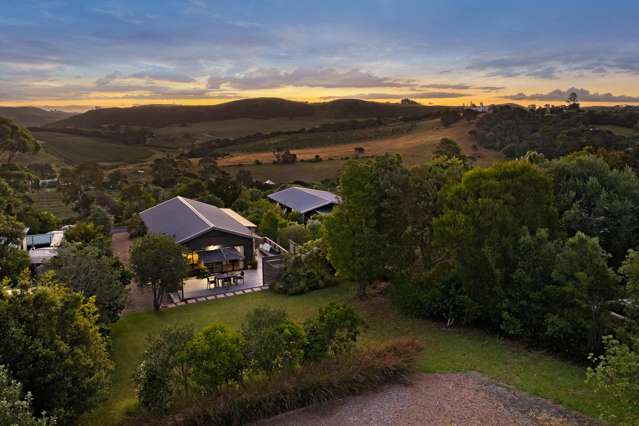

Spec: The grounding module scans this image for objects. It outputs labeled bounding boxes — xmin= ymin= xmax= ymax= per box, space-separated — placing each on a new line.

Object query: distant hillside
xmin=0 ymin=107 xmax=75 ymax=126
xmin=47 ymin=98 xmax=435 ymax=129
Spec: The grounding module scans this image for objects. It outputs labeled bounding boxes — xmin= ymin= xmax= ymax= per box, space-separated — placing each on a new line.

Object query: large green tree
xmin=50 ymin=243 xmax=130 ymax=324
xmin=545 ymin=153 xmax=639 ymax=264
xmin=0 ymin=365 xmax=55 ymax=426
xmin=0 ymin=278 xmax=112 ymax=423
xmin=130 ymin=234 xmax=187 ymax=310
xmin=325 ymin=155 xmax=411 ymax=296
xmin=433 ymin=160 xmax=558 ymax=324
xmin=0 ymin=117 xmax=39 ymax=163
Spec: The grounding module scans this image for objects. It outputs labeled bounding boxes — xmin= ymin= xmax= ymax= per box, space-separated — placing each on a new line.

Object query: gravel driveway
xmin=255 ymin=373 xmax=599 ymax=426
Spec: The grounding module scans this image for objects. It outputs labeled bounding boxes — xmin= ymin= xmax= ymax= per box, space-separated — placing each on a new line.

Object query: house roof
xmin=221 ymin=208 xmax=257 ymax=229
xmin=198 ymin=247 xmax=244 ymax=264
xmin=139 ymin=196 xmax=254 ymax=243
xmin=267 ymin=187 xmax=339 ymax=214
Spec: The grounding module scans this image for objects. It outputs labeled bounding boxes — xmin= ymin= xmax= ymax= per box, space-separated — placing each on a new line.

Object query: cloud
xmin=504 ymin=87 xmax=639 ymax=103
xmin=321 ymin=91 xmax=469 ymax=100
xmin=421 ymin=83 xmax=471 ymax=90
xmin=207 ymin=68 xmax=413 ymax=90
xmin=95 ymin=71 xmax=196 ymax=86
xmin=476 ymin=86 xmax=505 ymax=92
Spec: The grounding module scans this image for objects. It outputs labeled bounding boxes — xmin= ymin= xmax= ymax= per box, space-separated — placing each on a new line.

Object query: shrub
xmin=185 ymin=325 xmax=244 ymax=390
xmin=303 ymin=303 xmax=364 ymax=361
xmin=133 ymin=339 xmax=423 ymax=426
xmin=0 ymin=365 xmax=55 ymax=426
xmin=134 ymin=325 xmax=195 ymax=412
xmin=241 ymin=306 xmax=306 ymax=373
xmin=272 ymin=240 xmax=338 ymax=295
xmin=126 ymin=214 xmax=147 ymax=238
xmin=587 ymin=336 xmax=639 ymax=424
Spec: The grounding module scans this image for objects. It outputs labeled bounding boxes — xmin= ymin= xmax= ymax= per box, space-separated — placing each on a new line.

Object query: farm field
xmin=29 ymin=189 xmax=75 ymax=221
xmin=595 ymin=124 xmax=639 ymax=137
xmin=33 ymin=131 xmax=156 ymax=164
xmin=220 ymin=119 xmax=503 ymax=183
xmin=83 ymin=284 xmax=624 ymax=426
xmin=219 ymin=119 xmax=501 ymax=168
xmin=151 ymin=117 xmax=364 ymax=148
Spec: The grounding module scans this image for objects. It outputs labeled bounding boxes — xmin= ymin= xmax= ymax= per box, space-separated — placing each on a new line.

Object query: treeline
xmin=474 ymin=105 xmax=638 ymax=159
xmin=31 ymin=125 xmax=153 ymax=145
xmin=322 ymin=146 xmax=639 ymax=360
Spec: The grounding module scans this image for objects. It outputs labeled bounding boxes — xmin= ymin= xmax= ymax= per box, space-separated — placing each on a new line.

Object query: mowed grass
xmin=29 ymin=189 xmax=75 ymax=221
xmin=34 ymin=131 xmax=155 ymax=164
xmin=84 ymin=284 xmax=623 ymax=426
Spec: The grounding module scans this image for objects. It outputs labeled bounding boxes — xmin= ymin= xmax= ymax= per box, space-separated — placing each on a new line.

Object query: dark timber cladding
xmin=139 ymin=196 xmax=256 ymax=263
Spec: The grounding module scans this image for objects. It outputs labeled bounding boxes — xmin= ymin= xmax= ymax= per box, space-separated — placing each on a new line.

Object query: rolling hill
xmin=0 ymin=107 xmax=75 ymax=126
xmin=47 ymin=98 xmax=437 ymax=129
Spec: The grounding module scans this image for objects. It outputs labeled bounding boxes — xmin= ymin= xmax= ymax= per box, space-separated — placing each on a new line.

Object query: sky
xmin=1 ymin=0 xmax=639 ymax=111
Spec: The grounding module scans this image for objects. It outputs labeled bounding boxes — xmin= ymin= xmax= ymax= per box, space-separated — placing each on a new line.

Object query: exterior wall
xmin=185 ymin=229 xmax=255 ymax=263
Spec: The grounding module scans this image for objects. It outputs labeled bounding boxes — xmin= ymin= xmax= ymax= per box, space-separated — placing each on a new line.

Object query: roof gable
xmin=267 ymin=187 xmax=339 ymax=214
xmin=139 ymin=197 xmax=253 ymax=243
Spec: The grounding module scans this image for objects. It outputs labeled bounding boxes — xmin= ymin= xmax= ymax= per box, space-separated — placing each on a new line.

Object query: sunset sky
xmin=2 ymin=0 xmax=639 ymax=111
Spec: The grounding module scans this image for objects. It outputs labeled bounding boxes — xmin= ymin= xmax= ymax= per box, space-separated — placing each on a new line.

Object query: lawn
xmin=83 ymin=284 xmax=621 ymax=425
xmin=595 ymin=124 xmax=638 ymax=137
xmin=34 ymin=131 xmax=155 ymax=164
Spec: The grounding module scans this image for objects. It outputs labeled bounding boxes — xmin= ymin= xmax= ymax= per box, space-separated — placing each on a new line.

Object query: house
xmin=23 ymin=230 xmax=65 ymax=266
xmin=267 ymin=186 xmax=339 ymax=220
xmin=139 ymin=196 xmax=257 ymax=274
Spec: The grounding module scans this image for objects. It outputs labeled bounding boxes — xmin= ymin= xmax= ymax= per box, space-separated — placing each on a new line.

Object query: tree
xmin=433 ymin=138 xmax=462 ymax=159
xmin=151 ymin=157 xmax=180 ymax=188
xmin=134 ymin=325 xmax=195 ymax=412
xmin=258 ymin=210 xmax=283 ymax=241
xmin=0 ymin=365 xmax=55 ymax=426
xmin=0 ymin=278 xmax=112 ymax=423
xmin=130 ymin=235 xmax=188 ymax=310
xmin=87 ymin=205 xmax=113 ymax=235
xmin=303 ymin=303 xmax=364 ymax=361
xmin=241 ymin=306 xmax=306 ymax=373
xmin=50 ymin=244 xmax=129 ymax=324
xmin=619 ymin=249 xmax=639 ymax=322
xmin=545 ymin=154 xmax=639 ymax=264
xmin=0 ymin=117 xmax=40 ymax=163
xmin=548 ymin=232 xmax=622 ymax=355
xmin=325 ymin=155 xmax=410 ymax=296
xmin=566 ymin=91 xmax=579 ymax=107
xmin=433 ymin=160 xmax=558 ymax=324
xmin=235 ymin=169 xmax=254 ymax=187
xmin=185 ymin=324 xmax=244 ymax=389
xmin=272 ymin=240 xmax=337 ymax=295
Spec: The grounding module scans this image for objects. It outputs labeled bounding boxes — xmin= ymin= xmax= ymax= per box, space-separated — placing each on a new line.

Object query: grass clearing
xmin=34 ymin=131 xmax=155 ymax=164
xmin=84 ymin=284 xmax=622 ymax=425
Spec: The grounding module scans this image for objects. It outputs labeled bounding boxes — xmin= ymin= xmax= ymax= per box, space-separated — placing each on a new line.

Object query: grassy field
xmin=82 ymin=284 xmax=622 ymax=426
xmin=152 ymin=117 xmax=362 ymax=148
xmin=220 ymin=119 xmax=503 ymax=183
xmin=28 ymin=189 xmax=75 ymax=221
xmin=595 ymin=124 xmax=639 ymax=137
xmin=34 ymin=131 xmax=155 ymax=164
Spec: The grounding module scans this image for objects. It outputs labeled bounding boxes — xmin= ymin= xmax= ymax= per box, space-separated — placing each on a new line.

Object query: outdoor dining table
xmin=206 ymin=272 xmax=242 ymax=289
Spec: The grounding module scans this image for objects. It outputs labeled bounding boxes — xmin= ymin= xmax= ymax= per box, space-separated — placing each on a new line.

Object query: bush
xmin=241 ymin=306 xmax=306 ymax=373
xmin=126 ymin=214 xmax=147 ymax=238
xmin=0 ymin=365 xmax=55 ymax=426
xmin=272 ymin=241 xmax=338 ymax=295
xmin=134 ymin=325 xmax=195 ymax=412
xmin=303 ymin=303 xmax=364 ymax=361
xmin=185 ymin=325 xmax=244 ymax=390
xmin=587 ymin=336 xmax=639 ymax=424
xmin=133 ymin=339 xmax=423 ymax=426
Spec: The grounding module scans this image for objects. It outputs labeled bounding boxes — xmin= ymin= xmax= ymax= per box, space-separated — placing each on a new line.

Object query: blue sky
xmin=2 ymin=0 xmax=639 ymax=110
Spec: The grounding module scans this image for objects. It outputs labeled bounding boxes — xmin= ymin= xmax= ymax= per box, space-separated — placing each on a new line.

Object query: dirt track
xmin=255 ymin=373 xmax=598 ymax=426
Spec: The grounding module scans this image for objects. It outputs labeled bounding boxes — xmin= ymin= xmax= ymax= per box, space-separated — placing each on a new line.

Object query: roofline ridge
xmin=139 ymin=195 xmax=181 ymax=215
xmin=178 ymin=196 xmax=214 ymax=228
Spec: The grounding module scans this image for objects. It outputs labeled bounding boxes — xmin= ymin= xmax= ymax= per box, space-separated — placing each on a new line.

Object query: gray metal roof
xmin=198 ymin=247 xmax=244 ymax=264
xmin=139 ymin=196 xmax=253 ymax=243
xmin=267 ymin=187 xmax=339 ymax=214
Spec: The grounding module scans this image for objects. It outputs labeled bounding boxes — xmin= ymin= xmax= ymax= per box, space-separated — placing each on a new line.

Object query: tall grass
xmin=130 ymin=339 xmax=422 ymax=426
